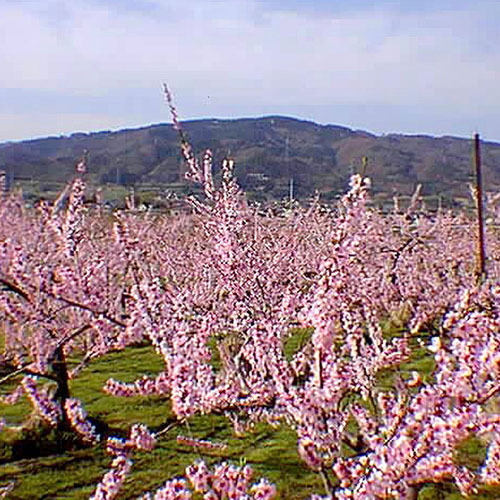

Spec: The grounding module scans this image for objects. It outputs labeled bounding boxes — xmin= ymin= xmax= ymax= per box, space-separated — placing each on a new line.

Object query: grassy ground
xmin=1 ymin=341 xmax=500 ymax=499
xmin=1 ymin=346 xmax=322 ymax=499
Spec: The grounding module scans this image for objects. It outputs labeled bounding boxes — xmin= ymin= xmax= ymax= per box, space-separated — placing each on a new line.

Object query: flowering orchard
xmin=3 ymin=125 xmax=500 ymax=499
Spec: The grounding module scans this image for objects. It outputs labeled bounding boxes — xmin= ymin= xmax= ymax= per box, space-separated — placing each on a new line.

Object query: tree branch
xmin=0 ymin=277 xmax=32 ymax=303
xmin=0 ymin=366 xmax=59 ymax=385
xmin=48 ymin=293 xmax=126 ymax=328
xmin=54 ymin=324 xmax=93 ymax=353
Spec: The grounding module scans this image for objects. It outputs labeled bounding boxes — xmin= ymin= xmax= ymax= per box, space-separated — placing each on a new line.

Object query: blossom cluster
xmin=91 ymin=424 xmax=157 ymax=499
xmin=64 ymin=398 xmax=100 ymax=444
xmin=21 ymin=376 xmax=62 ymax=426
xmin=90 ymin=455 xmax=132 ymax=500
xmin=104 ymin=373 xmax=170 ymax=398
xmin=105 ymin=424 xmax=156 ymax=456
xmin=176 ymin=435 xmax=227 ymax=451
xmin=143 ymin=460 xmax=276 ymax=500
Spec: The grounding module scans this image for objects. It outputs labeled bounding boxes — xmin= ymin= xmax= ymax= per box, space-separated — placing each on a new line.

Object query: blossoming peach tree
xmin=0 ymin=158 xmax=131 ymax=429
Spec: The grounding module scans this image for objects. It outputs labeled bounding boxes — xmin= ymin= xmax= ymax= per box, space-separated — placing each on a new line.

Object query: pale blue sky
xmin=1 ymin=0 xmax=499 ymax=142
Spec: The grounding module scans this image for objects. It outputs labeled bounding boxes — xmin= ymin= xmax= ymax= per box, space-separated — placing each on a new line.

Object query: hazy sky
xmin=1 ymin=0 xmax=499 ymax=143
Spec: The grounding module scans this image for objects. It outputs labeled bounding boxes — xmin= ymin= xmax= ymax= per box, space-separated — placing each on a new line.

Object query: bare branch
xmin=0 ymin=365 xmax=59 ymax=385
xmin=0 ymin=277 xmax=32 ymax=303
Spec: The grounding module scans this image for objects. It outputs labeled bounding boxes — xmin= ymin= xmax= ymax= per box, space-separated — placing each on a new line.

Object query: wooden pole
xmin=473 ymin=133 xmax=486 ymax=280
xmin=361 ymin=156 xmax=368 ymax=178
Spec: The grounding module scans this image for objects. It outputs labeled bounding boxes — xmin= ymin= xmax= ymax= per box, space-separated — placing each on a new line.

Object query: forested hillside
xmin=1 ymin=116 xmax=499 ymax=206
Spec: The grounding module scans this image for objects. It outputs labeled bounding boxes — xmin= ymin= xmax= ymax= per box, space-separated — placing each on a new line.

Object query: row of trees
xmin=2 ymin=107 xmax=500 ymax=498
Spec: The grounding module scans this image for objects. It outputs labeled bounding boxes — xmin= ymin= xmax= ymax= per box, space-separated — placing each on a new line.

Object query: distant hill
xmin=1 ymin=116 xmax=499 ymax=207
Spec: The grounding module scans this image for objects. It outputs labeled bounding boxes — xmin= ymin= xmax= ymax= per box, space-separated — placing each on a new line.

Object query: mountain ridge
xmin=1 ymin=116 xmax=499 ymax=206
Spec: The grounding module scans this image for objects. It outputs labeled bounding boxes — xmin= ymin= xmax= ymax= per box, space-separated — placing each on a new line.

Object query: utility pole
xmin=285 ymin=134 xmax=294 ymax=202
xmin=473 ymin=133 xmax=486 ymax=280
xmin=0 ymin=169 xmax=6 ymax=196
xmin=361 ymin=156 xmax=368 ymax=178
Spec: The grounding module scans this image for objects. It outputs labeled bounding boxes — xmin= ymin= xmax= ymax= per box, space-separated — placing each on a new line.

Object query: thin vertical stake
xmin=361 ymin=156 xmax=368 ymax=178
xmin=473 ymin=133 xmax=486 ymax=280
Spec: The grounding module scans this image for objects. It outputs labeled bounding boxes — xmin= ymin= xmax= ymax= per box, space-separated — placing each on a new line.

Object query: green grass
xmin=0 ymin=345 xmax=321 ymax=499
xmin=2 ymin=338 xmax=500 ymax=499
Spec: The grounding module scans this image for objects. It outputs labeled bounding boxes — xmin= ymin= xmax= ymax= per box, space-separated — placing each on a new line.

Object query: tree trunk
xmin=406 ymin=485 xmax=421 ymax=500
xmin=52 ymin=346 xmax=70 ymax=408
